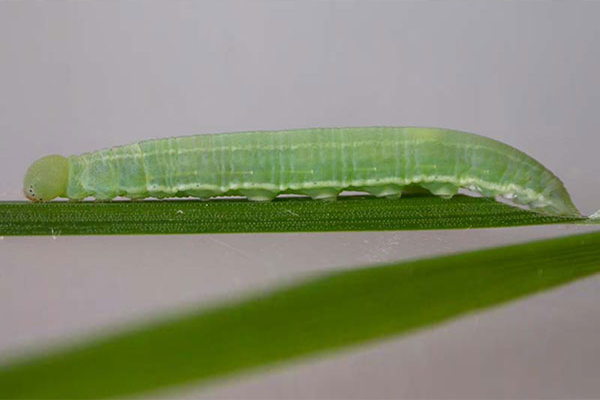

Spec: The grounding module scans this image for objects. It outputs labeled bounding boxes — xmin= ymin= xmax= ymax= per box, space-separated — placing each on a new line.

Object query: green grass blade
xmin=0 ymin=195 xmax=591 ymax=236
xmin=1 ymin=230 xmax=599 ymax=398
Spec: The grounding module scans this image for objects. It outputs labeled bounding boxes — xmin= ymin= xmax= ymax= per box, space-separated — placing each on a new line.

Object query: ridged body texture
xmin=64 ymin=127 xmax=579 ymax=216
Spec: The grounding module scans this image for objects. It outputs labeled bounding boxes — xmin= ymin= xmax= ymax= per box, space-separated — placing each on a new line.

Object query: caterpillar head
xmin=23 ymin=155 xmax=69 ymax=202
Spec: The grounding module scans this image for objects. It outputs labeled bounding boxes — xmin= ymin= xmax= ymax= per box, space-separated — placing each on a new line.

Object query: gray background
xmin=1 ymin=1 xmax=599 ymax=398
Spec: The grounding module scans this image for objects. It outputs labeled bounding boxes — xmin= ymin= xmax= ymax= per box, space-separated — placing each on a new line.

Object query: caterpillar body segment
xmin=23 ymin=127 xmax=581 ymax=217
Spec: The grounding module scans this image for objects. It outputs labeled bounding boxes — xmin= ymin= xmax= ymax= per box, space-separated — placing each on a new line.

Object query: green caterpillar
xmin=23 ymin=127 xmax=581 ymax=217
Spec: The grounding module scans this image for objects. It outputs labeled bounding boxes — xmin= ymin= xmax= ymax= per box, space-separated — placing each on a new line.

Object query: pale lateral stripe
xmin=138 ymin=175 xmax=549 ymax=207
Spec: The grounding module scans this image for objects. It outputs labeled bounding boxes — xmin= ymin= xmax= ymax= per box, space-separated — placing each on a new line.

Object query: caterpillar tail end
xmin=589 ymin=210 xmax=600 ymax=220
xmin=23 ymin=155 xmax=69 ymax=202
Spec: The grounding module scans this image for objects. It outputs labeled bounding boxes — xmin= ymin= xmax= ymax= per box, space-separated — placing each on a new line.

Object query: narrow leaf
xmin=1 ymin=231 xmax=599 ymax=398
xmin=0 ymin=195 xmax=592 ymax=236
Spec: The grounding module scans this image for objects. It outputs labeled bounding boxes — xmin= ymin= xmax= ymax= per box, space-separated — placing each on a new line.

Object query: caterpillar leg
xmin=187 ymin=189 xmax=221 ymax=201
xmin=300 ymin=188 xmax=341 ymax=201
xmin=361 ymin=184 xmax=404 ymax=199
xmin=240 ymin=189 xmax=277 ymax=202
xmin=420 ymin=183 xmax=459 ymax=199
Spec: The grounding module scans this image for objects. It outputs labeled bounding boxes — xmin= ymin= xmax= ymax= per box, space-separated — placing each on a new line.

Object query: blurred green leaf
xmin=0 ymin=195 xmax=592 ymax=236
xmin=1 ymin=230 xmax=599 ymax=398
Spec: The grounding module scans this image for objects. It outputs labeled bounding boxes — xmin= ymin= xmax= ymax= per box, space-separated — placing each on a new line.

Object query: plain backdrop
xmin=1 ymin=2 xmax=599 ymax=398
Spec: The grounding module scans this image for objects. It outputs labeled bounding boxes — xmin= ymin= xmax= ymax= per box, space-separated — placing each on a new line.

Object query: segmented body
xmin=63 ymin=127 xmax=578 ymax=216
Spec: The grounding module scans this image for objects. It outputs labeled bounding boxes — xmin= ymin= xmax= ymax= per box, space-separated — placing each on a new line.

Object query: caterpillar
xmin=23 ymin=126 xmax=582 ymax=217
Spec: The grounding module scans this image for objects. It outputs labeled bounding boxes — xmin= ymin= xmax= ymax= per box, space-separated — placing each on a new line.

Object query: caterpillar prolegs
xmin=23 ymin=127 xmax=582 ymax=217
